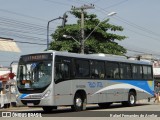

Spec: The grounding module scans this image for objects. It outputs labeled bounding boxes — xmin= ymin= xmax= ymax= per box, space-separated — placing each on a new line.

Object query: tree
xmin=49 ymin=11 xmax=127 ymax=55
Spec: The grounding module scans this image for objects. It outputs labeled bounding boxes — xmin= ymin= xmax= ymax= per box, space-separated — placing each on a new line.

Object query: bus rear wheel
xmin=122 ymin=91 xmax=136 ymax=107
xmin=71 ymin=93 xmax=86 ymax=111
xmin=42 ymin=106 xmax=57 ymax=112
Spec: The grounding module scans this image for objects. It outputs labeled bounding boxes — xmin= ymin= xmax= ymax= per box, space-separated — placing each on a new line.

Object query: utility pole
xmin=71 ymin=4 xmax=95 ymax=54
xmin=47 ymin=17 xmax=62 ymax=50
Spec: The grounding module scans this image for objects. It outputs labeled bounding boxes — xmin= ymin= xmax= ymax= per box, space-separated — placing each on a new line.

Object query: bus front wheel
xmin=122 ymin=91 xmax=136 ymax=107
xmin=71 ymin=93 xmax=86 ymax=111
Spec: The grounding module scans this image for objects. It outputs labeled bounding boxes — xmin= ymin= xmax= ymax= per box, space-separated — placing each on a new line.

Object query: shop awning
xmin=0 ymin=38 xmax=20 ymax=52
xmin=0 ymin=73 xmax=9 ymax=82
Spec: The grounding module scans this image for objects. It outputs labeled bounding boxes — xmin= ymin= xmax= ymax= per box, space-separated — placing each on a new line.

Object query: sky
xmin=0 ymin=0 xmax=160 ymax=66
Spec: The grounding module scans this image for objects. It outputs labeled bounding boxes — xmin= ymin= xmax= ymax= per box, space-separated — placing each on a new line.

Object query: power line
xmin=91 ymin=5 xmax=160 ymax=42
xmin=126 ymin=48 xmax=160 ymax=57
xmin=0 ymin=27 xmax=46 ymax=36
xmin=43 ymin=0 xmax=71 ymax=6
xmin=123 ymin=27 xmax=160 ymax=41
xmin=0 ymin=0 xmax=159 ymax=56
xmin=0 ymin=31 xmax=47 ymax=42
xmin=0 ymin=17 xmax=55 ymax=32
xmin=0 ymin=37 xmax=46 ymax=45
xmin=103 ymin=0 xmax=130 ymax=9
xmin=115 ymin=16 xmax=160 ymax=38
xmin=73 ymin=1 xmax=160 ymax=40
xmin=43 ymin=0 xmax=160 ymax=56
xmin=0 ymin=8 xmax=47 ymax=22
xmin=0 ymin=16 xmax=57 ymax=43
xmin=70 ymin=0 xmax=160 ymax=39
xmin=71 ymin=1 xmax=160 ymax=56
xmin=1 ymin=0 xmax=159 ymax=42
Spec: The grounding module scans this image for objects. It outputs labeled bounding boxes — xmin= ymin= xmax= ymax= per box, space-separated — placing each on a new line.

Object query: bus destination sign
xmin=22 ymin=54 xmax=52 ymax=62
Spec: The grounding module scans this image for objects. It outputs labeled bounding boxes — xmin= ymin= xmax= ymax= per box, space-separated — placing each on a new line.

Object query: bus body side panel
xmin=86 ymin=80 xmax=125 ymax=103
xmin=86 ymin=79 xmax=154 ymax=104
xmin=54 ymin=79 xmax=101 ymax=105
xmin=99 ymin=79 xmax=154 ymax=102
xmin=54 ymin=80 xmax=73 ymax=105
xmin=53 ymin=79 xmax=154 ymax=106
xmin=77 ymin=80 xmax=99 ymax=104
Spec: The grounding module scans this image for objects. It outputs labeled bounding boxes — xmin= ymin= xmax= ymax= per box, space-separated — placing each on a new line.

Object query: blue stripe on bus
xmin=20 ymin=94 xmax=29 ymax=99
xmin=110 ymin=80 xmax=154 ymax=95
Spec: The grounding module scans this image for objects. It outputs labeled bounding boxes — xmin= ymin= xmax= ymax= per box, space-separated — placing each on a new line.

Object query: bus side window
xmin=120 ymin=63 xmax=132 ymax=79
xmin=55 ymin=63 xmax=70 ymax=82
xmin=55 ymin=64 xmax=63 ymax=82
xmin=62 ymin=63 xmax=70 ymax=79
xmin=143 ymin=65 xmax=152 ymax=79
xmin=106 ymin=62 xmax=119 ymax=79
xmin=132 ymin=65 xmax=143 ymax=79
xmin=91 ymin=69 xmax=99 ymax=79
xmin=75 ymin=59 xmax=90 ymax=78
xmin=91 ymin=60 xmax=105 ymax=79
xmin=114 ymin=68 xmax=120 ymax=79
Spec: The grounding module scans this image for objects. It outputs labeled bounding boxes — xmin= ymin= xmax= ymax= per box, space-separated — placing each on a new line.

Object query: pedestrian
xmin=8 ymin=69 xmax=15 ymax=80
xmin=154 ymin=82 xmax=160 ymax=103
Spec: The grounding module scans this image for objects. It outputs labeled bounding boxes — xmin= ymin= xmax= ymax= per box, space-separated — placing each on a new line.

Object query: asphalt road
xmin=1 ymin=99 xmax=160 ymax=120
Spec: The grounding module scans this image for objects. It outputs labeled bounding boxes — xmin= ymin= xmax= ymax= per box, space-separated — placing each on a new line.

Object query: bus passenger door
xmin=54 ymin=57 xmax=72 ymax=105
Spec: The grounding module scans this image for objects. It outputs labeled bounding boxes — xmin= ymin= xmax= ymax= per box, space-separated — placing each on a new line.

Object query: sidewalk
xmin=136 ymin=99 xmax=151 ymax=104
xmin=136 ymin=98 xmax=159 ymax=104
xmin=0 ymin=106 xmax=41 ymax=111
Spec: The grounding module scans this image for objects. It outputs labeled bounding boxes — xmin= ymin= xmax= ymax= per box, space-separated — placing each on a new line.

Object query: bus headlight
xmin=42 ymin=90 xmax=51 ymax=99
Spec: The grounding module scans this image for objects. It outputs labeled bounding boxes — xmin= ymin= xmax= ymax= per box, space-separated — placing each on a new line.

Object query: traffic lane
xmin=15 ymin=103 xmax=154 ymax=117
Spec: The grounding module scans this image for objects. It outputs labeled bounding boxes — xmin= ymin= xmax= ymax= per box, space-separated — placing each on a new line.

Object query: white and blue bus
xmin=16 ymin=51 xmax=154 ymax=112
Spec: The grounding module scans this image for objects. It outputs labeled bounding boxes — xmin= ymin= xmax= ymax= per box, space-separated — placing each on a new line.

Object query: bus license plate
xmin=27 ymin=103 xmax=34 ymax=106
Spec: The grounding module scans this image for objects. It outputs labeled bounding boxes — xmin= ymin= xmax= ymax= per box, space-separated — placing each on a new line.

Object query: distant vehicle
xmin=16 ymin=51 xmax=154 ymax=112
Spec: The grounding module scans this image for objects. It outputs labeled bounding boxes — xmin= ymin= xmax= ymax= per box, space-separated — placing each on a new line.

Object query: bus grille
xmin=21 ymin=100 xmax=40 ymax=105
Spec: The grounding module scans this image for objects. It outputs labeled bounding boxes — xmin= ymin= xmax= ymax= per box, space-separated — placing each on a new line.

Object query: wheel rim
xmin=130 ymin=95 xmax=135 ymax=104
xmin=76 ymin=98 xmax=82 ymax=107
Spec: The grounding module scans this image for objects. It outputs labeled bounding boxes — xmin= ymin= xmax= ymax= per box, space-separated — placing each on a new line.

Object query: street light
xmin=107 ymin=12 xmax=117 ymax=16
xmin=46 ymin=11 xmax=72 ymax=50
xmin=84 ymin=12 xmax=117 ymax=43
xmin=62 ymin=11 xmax=117 ymax=54
xmin=63 ymin=35 xmax=80 ymax=45
xmin=47 ymin=17 xmax=62 ymax=50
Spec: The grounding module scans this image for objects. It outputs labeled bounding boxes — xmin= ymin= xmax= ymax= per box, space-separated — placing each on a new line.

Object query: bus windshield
xmin=17 ymin=59 xmax=52 ymax=89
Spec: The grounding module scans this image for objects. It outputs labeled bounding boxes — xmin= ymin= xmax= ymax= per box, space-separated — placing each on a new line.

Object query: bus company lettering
xmin=88 ymin=82 xmax=103 ymax=88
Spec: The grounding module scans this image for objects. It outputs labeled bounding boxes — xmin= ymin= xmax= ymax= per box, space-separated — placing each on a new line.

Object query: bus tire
xmin=71 ymin=93 xmax=86 ymax=111
xmin=122 ymin=91 xmax=136 ymax=107
xmin=42 ymin=106 xmax=57 ymax=112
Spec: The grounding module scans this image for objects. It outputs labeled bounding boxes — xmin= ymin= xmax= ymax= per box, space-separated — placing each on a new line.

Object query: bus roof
xmin=22 ymin=50 xmax=152 ymax=65
xmin=51 ymin=51 xmax=152 ymax=65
